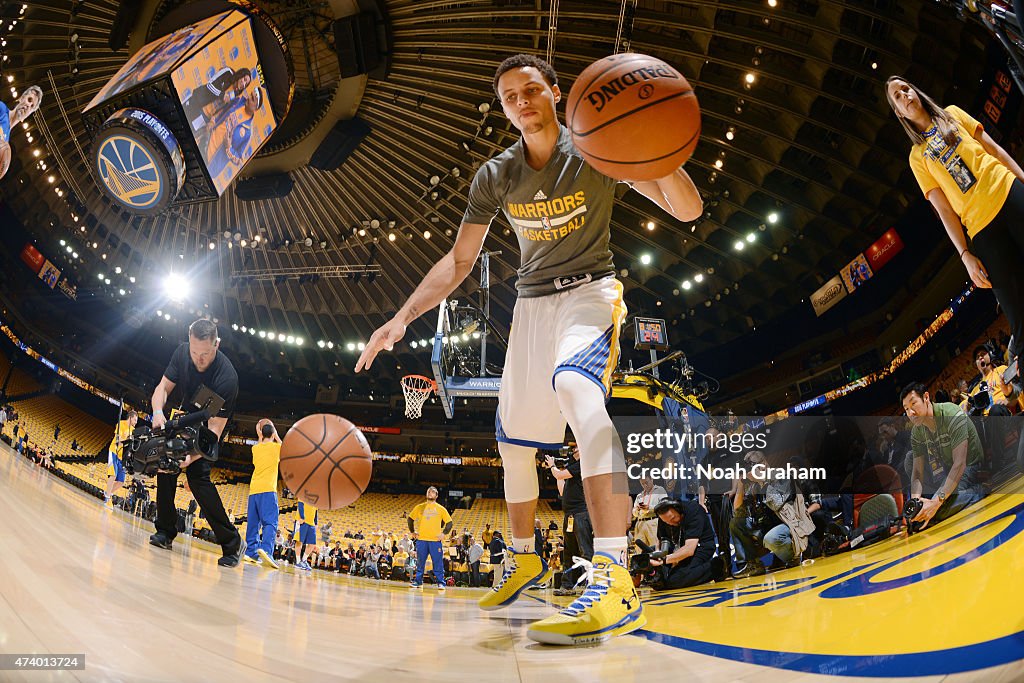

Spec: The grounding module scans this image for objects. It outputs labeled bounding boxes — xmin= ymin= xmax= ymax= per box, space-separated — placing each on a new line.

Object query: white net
xmin=401 ymin=375 xmax=435 ymax=419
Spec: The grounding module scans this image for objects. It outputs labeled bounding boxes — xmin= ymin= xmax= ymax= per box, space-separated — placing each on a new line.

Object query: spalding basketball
xmin=279 ymin=414 xmax=373 ymax=510
xmin=566 ymin=53 xmax=700 ymax=182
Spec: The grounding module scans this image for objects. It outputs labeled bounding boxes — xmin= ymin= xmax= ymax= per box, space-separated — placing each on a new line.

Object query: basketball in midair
xmin=566 ymin=53 xmax=701 ymax=182
xmin=279 ymin=414 xmax=373 ymax=510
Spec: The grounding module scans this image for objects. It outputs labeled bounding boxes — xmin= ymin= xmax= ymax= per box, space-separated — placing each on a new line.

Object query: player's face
xmin=497 ymin=66 xmax=560 ymax=135
xmin=426 ymin=488 xmax=437 ymax=500
xmin=18 ymin=89 xmax=39 ymax=114
xmin=189 ymin=335 xmax=218 ymax=372
xmin=902 ymin=391 xmax=931 ymax=425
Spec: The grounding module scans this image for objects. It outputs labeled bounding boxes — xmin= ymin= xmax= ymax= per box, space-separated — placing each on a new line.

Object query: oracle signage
xmin=19 ymin=243 xmax=44 ymax=274
xmin=866 ymin=228 xmax=904 ymax=271
xmin=810 ymin=274 xmax=847 ymax=317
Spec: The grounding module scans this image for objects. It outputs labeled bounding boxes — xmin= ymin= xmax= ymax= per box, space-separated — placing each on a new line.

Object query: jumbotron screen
xmin=85 ymin=11 xmax=230 ymax=111
xmin=170 ymin=10 xmax=277 ymax=194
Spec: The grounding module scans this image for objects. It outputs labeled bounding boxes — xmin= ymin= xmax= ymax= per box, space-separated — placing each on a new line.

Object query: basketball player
xmin=104 ymin=410 xmax=138 ymax=508
xmin=244 ymin=419 xmax=281 ymax=569
xmin=407 ymin=486 xmax=452 ymax=590
xmin=357 ymin=54 xmax=701 ymax=643
xmin=0 ymin=85 xmax=43 ymax=179
xmin=294 ymin=500 xmax=318 ymax=571
xmin=148 ymin=319 xmax=244 ymax=568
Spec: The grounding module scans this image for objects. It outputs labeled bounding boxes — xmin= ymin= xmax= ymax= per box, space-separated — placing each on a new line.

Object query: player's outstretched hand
xmin=355 ymin=317 xmax=407 ymax=372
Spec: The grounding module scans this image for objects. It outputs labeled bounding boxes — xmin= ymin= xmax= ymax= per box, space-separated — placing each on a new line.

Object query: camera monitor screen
xmin=188 ymin=384 xmax=226 ymax=419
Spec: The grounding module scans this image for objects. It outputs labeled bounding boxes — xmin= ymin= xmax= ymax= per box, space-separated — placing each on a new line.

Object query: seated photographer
xmin=147 ymin=319 xmax=243 ymax=567
xmin=901 ymin=382 xmax=985 ymax=529
xmin=730 ymin=452 xmax=818 ymax=578
xmin=646 ymin=498 xmax=716 ymax=590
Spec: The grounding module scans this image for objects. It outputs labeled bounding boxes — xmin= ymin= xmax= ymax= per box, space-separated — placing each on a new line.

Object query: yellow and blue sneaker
xmin=478 ymin=548 xmax=547 ymax=611
xmin=526 ymin=552 xmax=646 ymax=645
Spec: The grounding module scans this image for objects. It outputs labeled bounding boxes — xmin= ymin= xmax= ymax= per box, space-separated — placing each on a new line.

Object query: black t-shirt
xmin=163 ymin=342 xmax=239 ymax=422
xmin=561 ymin=458 xmax=587 ymax=513
xmin=656 ymin=500 xmax=716 ymax=562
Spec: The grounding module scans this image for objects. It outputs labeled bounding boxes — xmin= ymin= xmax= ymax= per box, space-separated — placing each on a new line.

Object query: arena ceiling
xmin=0 ymin=0 xmax=996 ymax=390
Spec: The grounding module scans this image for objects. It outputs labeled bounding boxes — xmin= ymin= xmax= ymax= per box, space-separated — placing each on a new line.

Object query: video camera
xmin=630 ymin=538 xmax=672 ymax=573
xmin=903 ymin=497 xmax=926 ymax=535
xmin=125 ymin=386 xmax=224 ymax=476
xmin=966 ymin=384 xmax=993 ymax=416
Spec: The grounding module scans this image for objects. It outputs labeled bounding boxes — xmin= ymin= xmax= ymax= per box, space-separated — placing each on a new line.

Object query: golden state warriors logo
xmin=96 ymin=134 xmax=163 ymax=210
xmin=91 ymin=108 xmax=184 ymax=215
xmin=624 ymin=480 xmax=1024 ymax=676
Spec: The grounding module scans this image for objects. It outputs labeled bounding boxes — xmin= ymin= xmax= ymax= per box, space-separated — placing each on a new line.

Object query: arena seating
xmin=2 ymin=393 xmax=110 ymax=455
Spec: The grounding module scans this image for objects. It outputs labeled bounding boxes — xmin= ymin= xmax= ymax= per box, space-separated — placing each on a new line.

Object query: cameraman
xmin=901 ymin=382 xmax=984 ymax=530
xmin=148 ymin=319 xmax=243 ymax=567
xmin=647 ymin=499 xmax=716 ymax=590
xmin=960 ymin=345 xmax=1013 ymax=414
xmin=544 ymin=444 xmax=593 ymax=596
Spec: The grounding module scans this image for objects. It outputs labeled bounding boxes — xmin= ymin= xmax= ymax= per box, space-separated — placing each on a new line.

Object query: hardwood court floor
xmin=0 ymin=445 xmax=1021 ymax=682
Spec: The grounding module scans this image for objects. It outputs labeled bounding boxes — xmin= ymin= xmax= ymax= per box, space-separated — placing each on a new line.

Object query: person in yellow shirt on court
xmin=243 ymin=419 xmax=281 ymax=568
xmin=407 ymin=486 xmax=453 ymax=590
xmin=105 ymin=410 xmax=137 ymax=508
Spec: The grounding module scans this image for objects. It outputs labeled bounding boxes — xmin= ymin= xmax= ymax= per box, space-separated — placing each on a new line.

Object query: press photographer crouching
xmin=643 ymin=498 xmax=716 ymax=590
xmin=729 ymin=452 xmax=821 ymax=578
xmin=901 ymin=382 xmax=984 ymax=530
xmin=143 ymin=319 xmax=243 ymax=567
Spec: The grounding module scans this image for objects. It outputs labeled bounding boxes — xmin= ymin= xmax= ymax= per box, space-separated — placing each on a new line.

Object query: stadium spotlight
xmin=164 ymin=272 xmax=189 ymax=301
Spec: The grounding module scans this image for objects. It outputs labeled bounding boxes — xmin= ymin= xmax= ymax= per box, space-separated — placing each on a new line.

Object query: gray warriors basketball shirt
xmin=463 ymin=124 xmax=619 ymax=298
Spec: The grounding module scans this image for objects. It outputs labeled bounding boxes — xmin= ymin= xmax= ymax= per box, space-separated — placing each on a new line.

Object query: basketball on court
xmin=566 ymin=53 xmax=700 ymax=181
xmin=280 ymin=414 xmax=373 ymax=510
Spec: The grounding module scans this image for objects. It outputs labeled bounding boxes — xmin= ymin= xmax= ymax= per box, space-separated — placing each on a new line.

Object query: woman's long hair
xmin=885 ymin=75 xmax=960 ymax=148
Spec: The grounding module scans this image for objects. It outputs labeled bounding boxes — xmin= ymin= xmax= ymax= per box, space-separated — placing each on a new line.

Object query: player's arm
xmin=355 ymin=221 xmax=489 ymax=371
xmin=150 ymin=376 xmax=176 ymax=429
xmin=631 ymin=166 xmax=703 ymax=223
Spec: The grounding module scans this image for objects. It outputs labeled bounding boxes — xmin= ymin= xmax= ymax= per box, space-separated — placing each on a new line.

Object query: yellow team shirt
xmin=109 ymin=419 xmax=132 ymax=458
xmin=909 ymin=105 xmax=1017 ymax=239
xmin=249 ymin=442 xmax=280 ymax=495
xmin=298 ymin=501 xmax=318 ymax=526
xmin=961 ymin=364 xmax=1010 ymax=412
xmin=408 ymin=501 xmax=452 ymax=542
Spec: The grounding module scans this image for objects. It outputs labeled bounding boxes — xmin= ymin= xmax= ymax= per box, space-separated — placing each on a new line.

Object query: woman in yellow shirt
xmin=886 ymin=76 xmax=1024 ymax=362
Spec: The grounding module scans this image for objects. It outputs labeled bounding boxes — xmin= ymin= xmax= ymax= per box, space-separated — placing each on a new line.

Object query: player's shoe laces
xmin=478 ymin=548 xmax=547 ymax=611
xmin=526 ymin=552 xmax=646 ymax=645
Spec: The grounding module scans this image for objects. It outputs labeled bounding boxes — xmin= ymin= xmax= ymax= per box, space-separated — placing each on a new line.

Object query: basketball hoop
xmin=401 ymin=375 xmax=436 ymax=419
